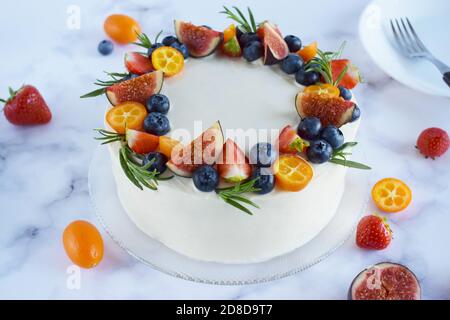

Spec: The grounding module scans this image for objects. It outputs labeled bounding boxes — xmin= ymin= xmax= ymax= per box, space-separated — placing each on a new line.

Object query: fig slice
xmin=174 ymin=20 xmax=222 ymax=58
xmin=106 ymin=71 xmax=163 ymax=106
xmin=349 ymin=262 xmax=421 ymax=300
xmin=259 ymin=21 xmax=289 ymax=65
xmin=166 ymin=121 xmax=224 ymax=177
xmin=295 ymin=92 xmax=355 ymax=128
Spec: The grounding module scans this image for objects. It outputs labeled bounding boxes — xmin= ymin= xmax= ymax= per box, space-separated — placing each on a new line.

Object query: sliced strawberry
xmin=126 ymin=129 xmax=159 ymax=154
xmin=125 ymin=52 xmax=153 ymax=75
xmin=331 ymin=59 xmax=361 ymax=89
xmin=217 ymin=139 xmax=252 ymax=183
xmin=277 ymin=125 xmax=309 ymax=154
xmin=1 ymin=85 xmax=52 ymax=126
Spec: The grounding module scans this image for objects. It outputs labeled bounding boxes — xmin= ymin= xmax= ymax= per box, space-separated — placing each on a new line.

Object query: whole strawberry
xmin=416 ymin=127 xmax=449 ymax=159
xmin=356 ymin=215 xmax=392 ymax=250
xmin=1 ymin=85 xmax=52 ymax=125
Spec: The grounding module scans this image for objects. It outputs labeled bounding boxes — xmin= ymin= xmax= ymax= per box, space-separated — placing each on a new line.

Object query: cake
xmin=87 ymin=8 xmax=366 ymax=264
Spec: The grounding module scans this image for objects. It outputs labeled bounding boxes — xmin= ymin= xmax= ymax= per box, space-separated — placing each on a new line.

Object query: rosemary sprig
xmin=330 ymin=142 xmax=371 ymax=170
xmin=216 ymin=178 xmax=261 ymax=215
xmin=120 ymin=145 xmax=165 ymax=191
xmin=221 ymin=6 xmax=258 ymax=33
xmin=305 ymin=42 xmax=348 ymax=86
xmin=94 ymin=129 xmax=125 ymax=145
xmin=132 ymin=31 xmax=163 ymax=49
xmin=80 ymin=71 xmax=130 ymax=98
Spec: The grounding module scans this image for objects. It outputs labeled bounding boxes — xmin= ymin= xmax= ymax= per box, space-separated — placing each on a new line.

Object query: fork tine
xmin=391 ymin=19 xmax=406 ymax=54
xmin=394 ymin=18 xmax=411 ymax=54
xmin=400 ymin=18 xmax=419 ymax=52
xmin=405 ymin=17 xmax=427 ymax=51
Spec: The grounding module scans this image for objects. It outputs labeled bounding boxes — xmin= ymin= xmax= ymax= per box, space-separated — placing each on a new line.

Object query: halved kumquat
xmin=372 ymin=178 xmax=412 ymax=213
xmin=106 ymin=102 xmax=147 ymax=134
xmin=151 ymin=46 xmax=184 ymax=76
xmin=297 ymin=41 xmax=318 ymax=62
xmin=304 ymin=83 xmax=340 ymax=97
xmin=274 ymin=155 xmax=314 ymax=191
xmin=158 ymin=136 xmax=182 ymax=159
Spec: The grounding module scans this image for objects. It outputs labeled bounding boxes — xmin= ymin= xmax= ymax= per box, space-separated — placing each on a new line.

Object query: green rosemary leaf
xmin=154 ymin=30 xmax=163 ymax=44
xmin=248 ymin=7 xmax=257 ymax=33
xmin=334 ymin=141 xmax=358 ymax=153
xmin=226 ymin=194 xmax=260 ymax=208
xmin=120 ymin=148 xmax=143 ymax=190
xmin=223 ymin=197 xmax=253 ymax=215
xmin=80 ymin=87 xmax=106 ymax=98
xmin=329 ymin=158 xmax=371 ymax=170
xmin=157 ymin=175 xmax=175 ymax=181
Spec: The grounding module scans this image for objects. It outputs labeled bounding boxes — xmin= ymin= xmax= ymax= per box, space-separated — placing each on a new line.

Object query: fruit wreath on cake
xmin=83 ymin=7 xmax=369 ymax=216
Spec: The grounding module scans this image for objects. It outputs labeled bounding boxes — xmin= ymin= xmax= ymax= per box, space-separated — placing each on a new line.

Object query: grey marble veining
xmin=0 ymin=0 xmax=449 ymax=299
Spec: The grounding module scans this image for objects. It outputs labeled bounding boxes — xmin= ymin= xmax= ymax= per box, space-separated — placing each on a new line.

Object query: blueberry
xmin=239 ymin=32 xmax=260 ymax=47
xmin=236 ymin=26 xmax=245 ymax=40
xmin=162 ymin=35 xmax=179 ymax=46
xmin=307 ymin=140 xmax=333 ymax=164
xmin=338 ymin=86 xmax=352 ymax=101
xmin=351 ymin=105 xmax=361 ymax=122
xmin=143 ymin=152 xmax=168 ymax=174
xmin=143 ymin=112 xmax=170 ymax=136
xmin=243 ymin=41 xmax=263 ymax=62
xmin=170 ymin=42 xmax=189 ymax=59
xmin=146 ymin=94 xmax=170 ymax=114
xmin=297 ymin=117 xmax=322 ymax=140
xmin=251 ymin=167 xmax=275 ymax=194
xmin=280 ymin=54 xmax=304 ymax=74
xmin=98 ymin=40 xmax=113 ymax=55
xmin=147 ymin=43 xmax=163 ymax=57
xmin=295 ymin=69 xmax=320 ymax=86
xmin=192 ymin=165 xmax=219 ymax=192
xmin=249 ymin=142 xmax=277 ymax=167
xmin=320 ymin=126 xmax=344 ymax=149
xmin=284 ymin=35 xmax=302 ymax=52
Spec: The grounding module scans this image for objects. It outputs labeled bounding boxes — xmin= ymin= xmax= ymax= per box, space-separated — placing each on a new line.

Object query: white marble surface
xmin=0 ymin=0 xmax=449 ymax=299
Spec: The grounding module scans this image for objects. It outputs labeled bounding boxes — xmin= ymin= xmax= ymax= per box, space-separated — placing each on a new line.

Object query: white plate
xmin=88 ymin=147 xmax=370 ymax=285
xmin=359 ymin=0 xmax=450 ymax=97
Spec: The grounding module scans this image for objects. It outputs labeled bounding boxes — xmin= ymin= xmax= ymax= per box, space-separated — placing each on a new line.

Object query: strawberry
xmin=331 ymin=59 xmax=361 ymax=89
xmin=125 ymin=52 xmax=153 ymax=75
xmin=416 ymin=127 xmax=449 ymax=159
xmin=1 ymin=85 xmax=52 ymax=126
xmin=217 ymin=139 xmax=252 ymax=183
xmin=126 ymin=129 xmax=159 ymax=154
xmin=356 ymin=215 xmax=392 ymax=250
xmin=277 ymin=125 xmax=309 ymax=154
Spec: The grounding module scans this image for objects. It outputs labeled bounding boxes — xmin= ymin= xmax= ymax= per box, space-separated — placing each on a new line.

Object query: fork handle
xmin=444 ymin=72 xmax=450 ymax=88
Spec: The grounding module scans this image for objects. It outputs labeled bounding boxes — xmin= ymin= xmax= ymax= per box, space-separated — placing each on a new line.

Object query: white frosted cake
xmin=106 ymin=54 xmax=360 ymax=263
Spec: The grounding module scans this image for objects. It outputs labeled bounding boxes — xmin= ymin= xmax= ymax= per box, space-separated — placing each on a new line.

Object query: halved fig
xmin=258 ymin=21 xmax=289 ymax=65
xmin=166 ymin=121 xmax=224 ymax=177
xmin=349 ymin=262 xmax=421 ymax=300
xmin=174 ymin=20 xmax=222 ymax=58
xmin=106 ymin=71 xmax=163 ymax=106
xmin=295 ymin=92 xmax=355 ymax=127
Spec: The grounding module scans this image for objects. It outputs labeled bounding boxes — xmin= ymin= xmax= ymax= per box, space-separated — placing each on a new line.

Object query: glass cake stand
xmin=88 ymin=147 xmax=370 ymax=285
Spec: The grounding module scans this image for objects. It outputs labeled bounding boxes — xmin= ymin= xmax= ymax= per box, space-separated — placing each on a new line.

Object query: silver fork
xmin=390 ymin=17 xmax=450 ymax=88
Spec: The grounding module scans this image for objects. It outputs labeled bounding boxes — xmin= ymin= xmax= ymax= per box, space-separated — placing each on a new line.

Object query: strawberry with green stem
xmin=1 ymin=85 xmax=52 ymax=125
